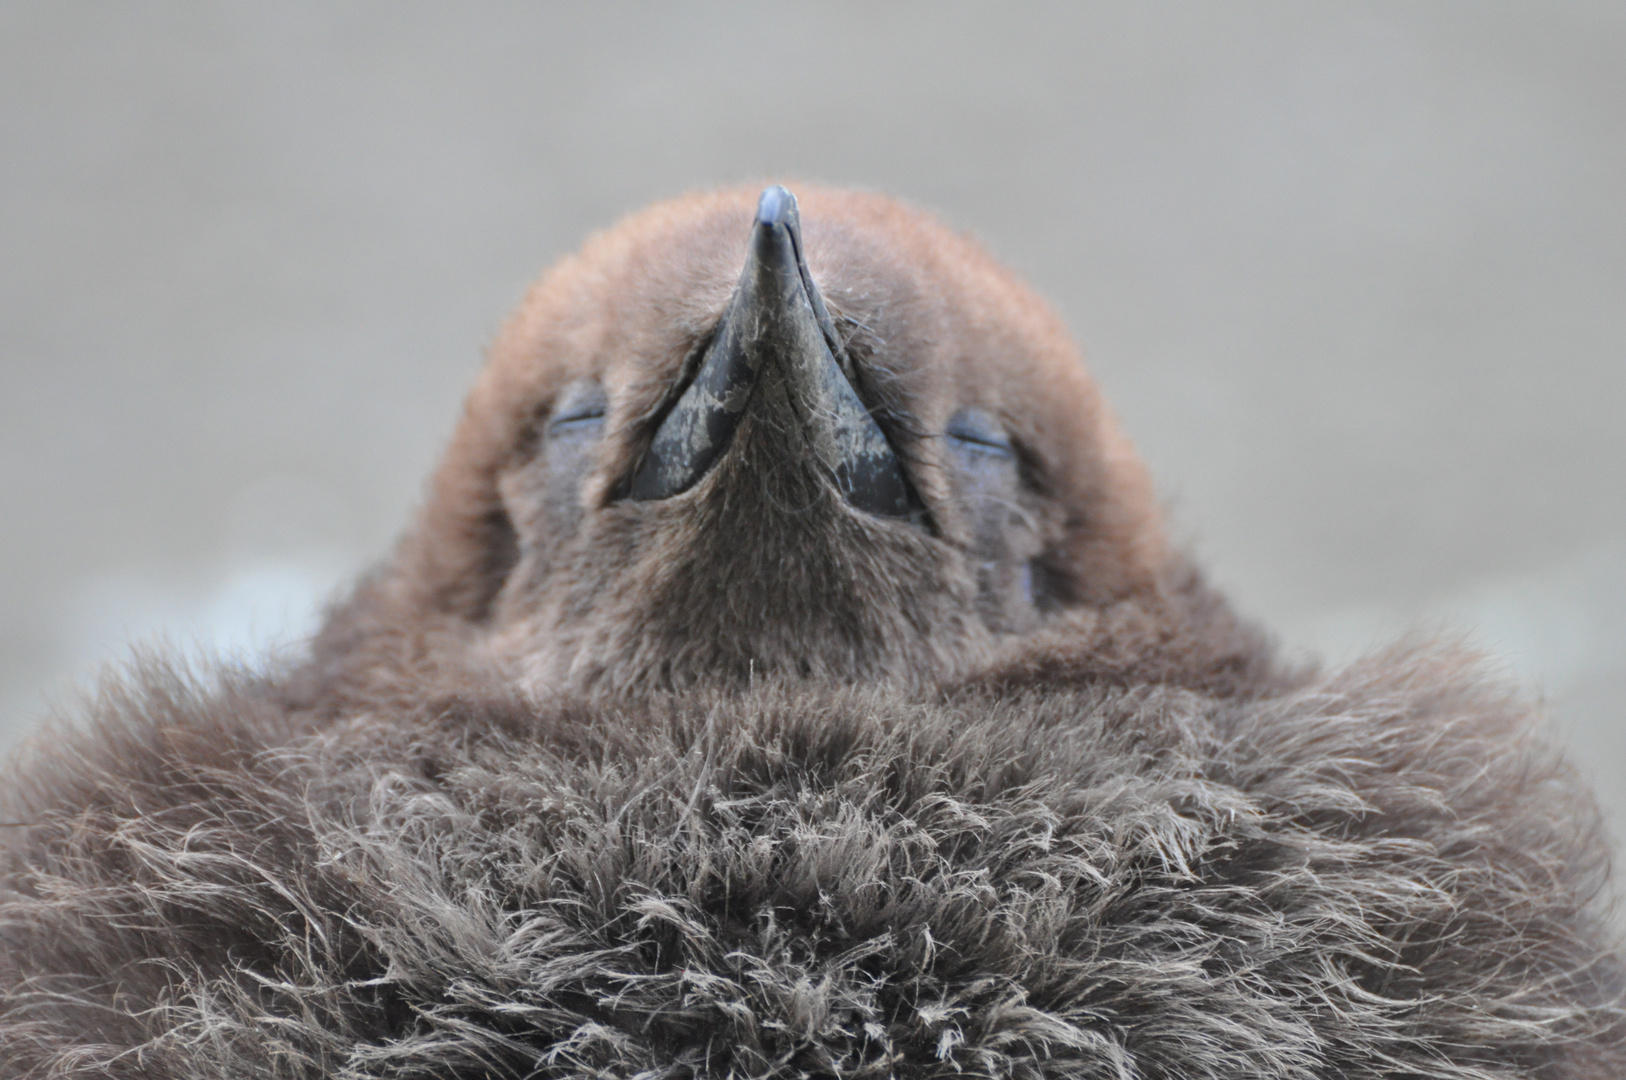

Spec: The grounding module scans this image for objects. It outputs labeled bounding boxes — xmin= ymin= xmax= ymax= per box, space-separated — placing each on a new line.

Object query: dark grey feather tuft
xmin=4 ymin=646 xmax=1621 ymax=1078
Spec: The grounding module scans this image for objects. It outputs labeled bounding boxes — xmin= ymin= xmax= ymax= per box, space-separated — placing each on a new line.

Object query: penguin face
xmin=401 ymin=185 xmax=1168 ymax=694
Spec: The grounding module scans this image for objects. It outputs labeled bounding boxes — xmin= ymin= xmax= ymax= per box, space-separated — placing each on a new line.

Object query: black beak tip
xmin=755 ymin=185 xmax=798 ymax=230
xmin=630 ymin=182 xmax=918 ymax=520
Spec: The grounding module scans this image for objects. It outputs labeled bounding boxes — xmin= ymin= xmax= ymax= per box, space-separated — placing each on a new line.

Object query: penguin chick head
xmin=373 ymin=185 xmax=1173 ymax=695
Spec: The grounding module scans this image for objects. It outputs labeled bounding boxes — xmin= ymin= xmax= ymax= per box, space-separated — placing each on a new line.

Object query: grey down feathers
xmin=2 ymin=647 xmax=1623 ymax=1078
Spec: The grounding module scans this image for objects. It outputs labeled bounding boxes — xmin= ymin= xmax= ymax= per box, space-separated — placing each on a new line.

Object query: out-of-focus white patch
xmin=0 ymin=471 xmax=376 ymax=750
xmin=60 ymin=553 xmax=355 ymax=675
xmin=1297 ymin=544 xmax=1626 ymax=695
xmin=49 ymin=472 xmax=369 ymax=678
xmin=0 ymin=552 xmax=357 ymax=756
xmin=1293 ymin=545 xmax=1626 ymax=844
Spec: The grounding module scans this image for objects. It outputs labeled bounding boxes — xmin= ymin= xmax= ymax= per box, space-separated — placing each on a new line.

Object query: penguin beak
xmin=626 ymin=186 xmax=915 ymax=517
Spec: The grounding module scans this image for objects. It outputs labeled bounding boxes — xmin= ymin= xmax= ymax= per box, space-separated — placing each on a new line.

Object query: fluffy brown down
xmin=3 ymin=185 xmax=1623 ymax=1078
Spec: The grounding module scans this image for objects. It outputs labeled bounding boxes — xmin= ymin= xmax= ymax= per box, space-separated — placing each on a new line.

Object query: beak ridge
xmin=627 ymin=187 xmax=914 ymax=517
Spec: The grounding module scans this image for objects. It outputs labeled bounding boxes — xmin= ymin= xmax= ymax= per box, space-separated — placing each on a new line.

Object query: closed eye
xmin=549 ymin=384 xmax=609 ymax=434
xmin=945 ymin=408 xmax=1013 ymax=459
xmin=550 ymin=413 xmax=604 ymax=434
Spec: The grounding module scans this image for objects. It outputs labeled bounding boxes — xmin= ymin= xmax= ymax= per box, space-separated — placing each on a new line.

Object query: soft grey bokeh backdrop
xmin=3 ymin=4 xmax=1622 ymax=820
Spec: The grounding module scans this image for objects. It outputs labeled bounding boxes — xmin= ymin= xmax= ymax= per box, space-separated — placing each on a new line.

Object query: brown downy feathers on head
xmin=3 ymin=185 xmax=1622 ymax=1079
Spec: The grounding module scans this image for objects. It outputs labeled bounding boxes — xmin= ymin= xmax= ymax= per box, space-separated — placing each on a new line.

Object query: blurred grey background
xmin=2 ymin=4 xmax=1622 ymax=822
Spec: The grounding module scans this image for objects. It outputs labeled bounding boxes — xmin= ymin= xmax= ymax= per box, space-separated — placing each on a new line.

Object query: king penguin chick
xmin=305 ymin=183 xmax=1260 ymax=706
xmin=2 ymin=186 xmax=1622 ymax=1079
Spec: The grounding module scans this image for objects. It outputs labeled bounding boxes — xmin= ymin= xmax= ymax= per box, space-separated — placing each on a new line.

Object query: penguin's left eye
xmin=945 ymin=408 xmax=1014 ymax=463
xmin=943 ymin=407 xmax=1045 ymax=624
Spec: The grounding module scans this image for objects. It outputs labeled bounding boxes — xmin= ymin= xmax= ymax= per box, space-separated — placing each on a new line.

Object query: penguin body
xmin=3 ymin=186 xmax=1621 ymax=1078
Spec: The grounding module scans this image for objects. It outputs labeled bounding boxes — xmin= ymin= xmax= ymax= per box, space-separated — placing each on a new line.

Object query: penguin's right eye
xmin=548 ymin=384 xmax=608 ymax=437
xmin=537 ymin=381 xmax=607 ymax=494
